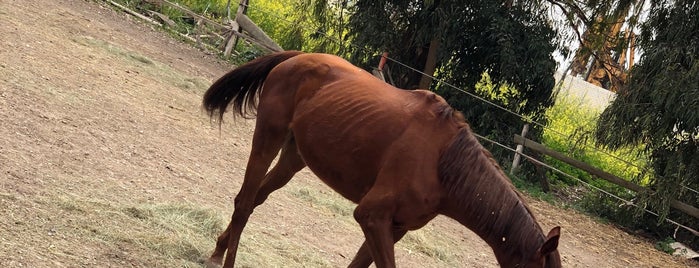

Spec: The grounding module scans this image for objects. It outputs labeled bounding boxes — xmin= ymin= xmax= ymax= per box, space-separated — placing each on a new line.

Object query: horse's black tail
xmin=203 ymin=50 xmax=305 ymax=123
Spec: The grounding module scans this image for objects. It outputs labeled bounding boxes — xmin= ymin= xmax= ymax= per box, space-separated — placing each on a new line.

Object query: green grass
xmin=655 ymin=237 xmax=676 ymax=254
xmin=509 ymin=173 xmax=556 ymax=203
xmin=105 ymin=0 xmax=284 ymax=65
xmin=542 ymin=95 xmax=650 ymax=188
xmin=533 ymin=90 xmax=665 ymax=232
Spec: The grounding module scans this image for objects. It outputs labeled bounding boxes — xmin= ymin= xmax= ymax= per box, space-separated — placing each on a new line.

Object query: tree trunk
xmin=418 ymin=38 xmax=440 ymax=89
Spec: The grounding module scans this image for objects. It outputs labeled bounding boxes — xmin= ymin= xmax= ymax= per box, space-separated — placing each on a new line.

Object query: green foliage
xmin=246 ymin=0 xmax=296 ymax=45
xmin=655 ymin=237 xmax=676 ymax=254
xmin=543 ymin=95 xmax=649 ymax=187
xmin=109 ymin=0 xmax=302 ymax=62
xmin=509 ymin=173 xmax=555 ymax=203
xmin=546 ymin=90 xmax=698 ymax=250
xmin=178 ymin=0 xmax=229 ymax=16
xmin=474 ymin=73 xmax=521 ymax=108
xmin=540 ymin=93 xmax=663 ymax=235
xmin=429 ymin=1 xmax=558 ymax=174
xmin=594 ymin=0 xmax=699 ymax=229
xmin=230 ymin=42 xmax=265 ymax=65
xmin=576 ymin=191 xmax=636 ymax=225
xmin=269 ymin=0 xmax=352 ymax=54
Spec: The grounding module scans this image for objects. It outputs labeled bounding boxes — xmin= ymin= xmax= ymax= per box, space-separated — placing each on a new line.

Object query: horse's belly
xmin=291 ymin=97 xmax=408 ymax=203
xmin=289 ymin=77 xmax=429 ymax=203
xmin=293 ymin=131 xmax=384 ymax=203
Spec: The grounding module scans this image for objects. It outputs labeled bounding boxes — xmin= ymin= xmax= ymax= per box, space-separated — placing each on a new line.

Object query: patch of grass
xmin=129 ymin=53 xmax=154 ymax=65
xmin=540 ymin=94 xmax=648 ymax=215
xmin=535 ymin=89 xmax=693 ymax=251
xmin=72 ymin=35 xmax=210 ymax=93
xmin=176 ymin=77 xmax=210 ymax=91
xmin=124 ymin=206 xmax=151 ymax=219
xmin=400 ymin=230 xmax=451 ymax=262
xmin=105 ymin=0 xmax=278 ymax=67
xmin=72 ymin=36 xmax=154 ymax=66
xmin=655 ymin=237 xmax=676 ymax=254
xmin=55 ymin=197 xmax=86 ymax=213
xmin=237 ymin=228 xmax=334 ymax=267
xmin=51 ymin=195 xmax=223 ymax=266
xmin=542 ymin=95 xmax=649 ymax=187
xmin=0 ymin=192 xmax=18 ymax=201
xmin=291 ymin=186 xmax=354 ymax=217
xmin=510 ymin=174 xmax=555 ymax=203
xmin=118 ymin=203 xmax=223 ymax=262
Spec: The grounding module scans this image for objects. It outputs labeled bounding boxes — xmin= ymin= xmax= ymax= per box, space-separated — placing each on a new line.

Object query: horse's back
xmin=262 ymin=53 xmax=458 ymax=203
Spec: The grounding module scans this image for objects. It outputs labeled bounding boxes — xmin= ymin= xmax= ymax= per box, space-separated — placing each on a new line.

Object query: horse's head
xmin=520 ymin=226 xmax=561 ymax=268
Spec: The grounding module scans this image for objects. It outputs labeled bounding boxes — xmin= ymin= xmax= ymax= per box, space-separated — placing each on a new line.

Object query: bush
xmin=541 ymin=90 xmax=699 ymax=251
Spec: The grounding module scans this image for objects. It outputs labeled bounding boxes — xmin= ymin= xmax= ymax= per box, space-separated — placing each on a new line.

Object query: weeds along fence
xmin=513 ymin=135 xmax=699 ymax=225
xmin=105 ymin=0 xmax=281 ymax=56
xmin=103 ymin=0 xmax=699 ymax=246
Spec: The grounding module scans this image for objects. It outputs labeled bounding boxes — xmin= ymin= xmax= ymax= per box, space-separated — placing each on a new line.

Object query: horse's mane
xmin=438 ymin=110 xmax=546 ymax=261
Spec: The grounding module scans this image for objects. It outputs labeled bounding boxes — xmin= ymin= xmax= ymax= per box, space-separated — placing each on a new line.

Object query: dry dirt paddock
xmin=0 ymin=0 xmax=696 ymax=267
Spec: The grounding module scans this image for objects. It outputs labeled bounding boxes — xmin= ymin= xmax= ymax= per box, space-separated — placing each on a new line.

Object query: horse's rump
xmin=203 ymin=50 xmax=304 ymax=122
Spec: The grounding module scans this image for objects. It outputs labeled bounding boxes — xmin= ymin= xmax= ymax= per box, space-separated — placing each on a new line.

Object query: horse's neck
xmin=440 ymin=152 xmax=544 ymax=264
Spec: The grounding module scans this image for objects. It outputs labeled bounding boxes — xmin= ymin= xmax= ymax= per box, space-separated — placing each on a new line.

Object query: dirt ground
xmin=0 ymin=0 xmax=696 ymax=267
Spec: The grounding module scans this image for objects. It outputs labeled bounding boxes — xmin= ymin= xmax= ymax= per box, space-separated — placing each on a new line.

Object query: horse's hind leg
xmin=253 ymin=137 xmax=305 ymax=206
xmin=207 ymin=117 xmax=301 ymax=267
xmin=207 ymin=138 xmax=305 ymax=267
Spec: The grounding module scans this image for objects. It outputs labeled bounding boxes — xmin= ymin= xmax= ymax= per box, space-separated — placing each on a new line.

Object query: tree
xmin=343 ymin=0 xmax=559 ymax=170
xmin=433 ymin=1 xmax=557 ymax=158
xmin=595 ymin=0 xmax=699 ymax=238
xmin=564 ymin=0 xmax=645 ymax=92
xmin=271 ymin=0 xmax=352 ymax=54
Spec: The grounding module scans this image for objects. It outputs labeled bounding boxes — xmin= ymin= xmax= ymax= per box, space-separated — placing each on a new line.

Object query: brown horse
xmin=202 ymin=51 xmax=561 ymax=268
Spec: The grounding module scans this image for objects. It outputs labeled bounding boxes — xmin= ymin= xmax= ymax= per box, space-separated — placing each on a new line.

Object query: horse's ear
xmin=539 ymin=226 xmax=561 ymax=256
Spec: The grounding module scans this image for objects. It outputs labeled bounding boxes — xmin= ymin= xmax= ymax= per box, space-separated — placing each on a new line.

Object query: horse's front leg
xmin=352 ymin=192 xmax=399 ymax=268
xmin=348 ymin=229 xmax=407 ymax=268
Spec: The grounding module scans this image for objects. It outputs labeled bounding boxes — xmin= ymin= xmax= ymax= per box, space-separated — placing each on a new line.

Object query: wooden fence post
xmin=510 ymin=124 xmax=529 ymax=174
xmin=235 ymin=14 xmax=283 ymax=52
xmin=372 ymin=52 xmax=389 ymax=82
xmin=224 ymin=0 xmax=248 ymax=57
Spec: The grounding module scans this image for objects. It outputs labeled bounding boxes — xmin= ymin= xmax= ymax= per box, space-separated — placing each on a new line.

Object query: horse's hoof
xmin=204 ymin=257 xmax=223 ymax=268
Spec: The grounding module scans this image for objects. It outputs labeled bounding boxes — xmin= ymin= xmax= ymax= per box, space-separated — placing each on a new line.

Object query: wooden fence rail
xmin=108 ymin=0 xmax=282 ymax=56
xmin=513 ymin=134 xmax=699 ymax=221
xmin=159 ymin=0 xmax=282 ymax=52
